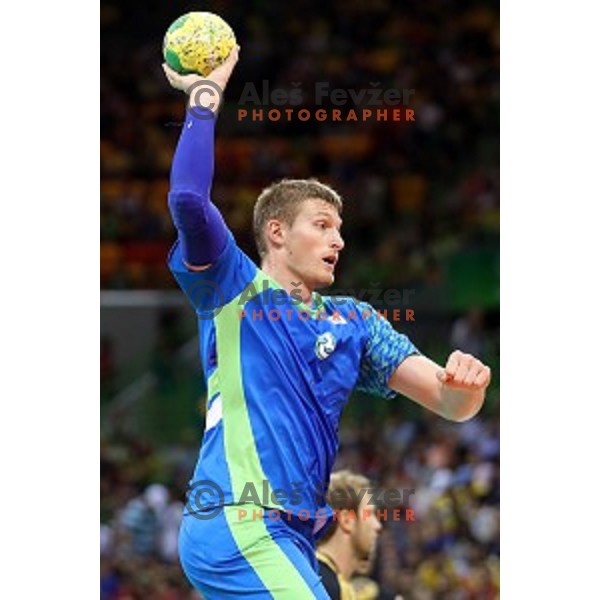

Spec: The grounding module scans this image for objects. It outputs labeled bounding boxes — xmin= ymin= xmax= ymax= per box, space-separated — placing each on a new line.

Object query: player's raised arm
xmin=388 ymin=350 xmax=491 ymax=422
xmin=163 ymin=47 xmax=240 ymax=271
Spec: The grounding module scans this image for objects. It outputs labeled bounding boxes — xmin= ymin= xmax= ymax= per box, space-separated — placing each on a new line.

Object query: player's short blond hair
xmin=318 ymin=470 xmax=373 ymax=544
xmin=253 ymin=178 xmax=343 ymax=259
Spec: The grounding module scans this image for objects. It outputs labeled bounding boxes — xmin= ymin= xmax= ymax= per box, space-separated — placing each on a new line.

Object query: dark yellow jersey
xmin=317 ymin=551 xmax=357 ymax=600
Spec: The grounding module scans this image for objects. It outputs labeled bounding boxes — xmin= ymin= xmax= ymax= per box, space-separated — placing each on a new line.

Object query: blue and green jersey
xmin=169 ymin=232 xmax=418 ymax=525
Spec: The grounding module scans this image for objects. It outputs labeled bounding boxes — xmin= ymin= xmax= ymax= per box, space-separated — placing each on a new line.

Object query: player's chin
xmin=359 ymin=546 xmax=374 ymax=564
xmin=313 ymin=271 xmax=335 ymax=289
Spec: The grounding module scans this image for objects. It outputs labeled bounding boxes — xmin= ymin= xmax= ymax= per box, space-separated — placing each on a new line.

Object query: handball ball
xmin=163 ymin=12 xmax=236 ymax=76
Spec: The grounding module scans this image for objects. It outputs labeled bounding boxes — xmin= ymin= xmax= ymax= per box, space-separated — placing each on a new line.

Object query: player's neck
xmin=261 ymin=260 xmax=314 ymax=305
xmin=317 ymin=537 xmax=356 ymax=581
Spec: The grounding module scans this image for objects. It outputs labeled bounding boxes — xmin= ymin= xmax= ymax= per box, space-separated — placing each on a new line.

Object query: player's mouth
xmin=322 ymin=254 xmax=338 ymax=271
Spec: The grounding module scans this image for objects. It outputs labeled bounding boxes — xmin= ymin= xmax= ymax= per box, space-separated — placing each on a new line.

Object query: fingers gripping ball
xmin=163 ymin=12 xmax=236 ymax=76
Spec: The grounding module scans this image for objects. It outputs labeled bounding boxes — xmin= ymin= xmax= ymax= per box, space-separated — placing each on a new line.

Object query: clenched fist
xmin=436 ymin=350 xmax=491 ymax=391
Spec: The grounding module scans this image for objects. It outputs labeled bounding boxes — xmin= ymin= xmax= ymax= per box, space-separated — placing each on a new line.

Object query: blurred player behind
xmin=317 ymin=470 xmax=400 ymax=600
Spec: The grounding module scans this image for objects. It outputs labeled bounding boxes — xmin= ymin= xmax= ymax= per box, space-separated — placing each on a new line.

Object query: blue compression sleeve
xmin=168 ymin=110 xmax=229 ymax=266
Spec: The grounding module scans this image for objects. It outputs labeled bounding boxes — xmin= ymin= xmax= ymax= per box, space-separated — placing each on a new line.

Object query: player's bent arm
xmin=388 ymin=351 xmax=491 ymax=422
xmin=164 ymin=48 xmax=240 ymax=271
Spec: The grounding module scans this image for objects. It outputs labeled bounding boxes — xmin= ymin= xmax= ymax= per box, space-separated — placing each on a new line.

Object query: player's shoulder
xmin=168 ymin=233 xmax=260 ymax=311
xmin=317 ymin=556 xmax=342 ymax=600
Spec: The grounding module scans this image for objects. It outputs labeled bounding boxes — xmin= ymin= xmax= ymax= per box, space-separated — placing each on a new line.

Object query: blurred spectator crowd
xmin=101 ymin=413 xmax=499 ymax=599
xmin=101 ymin=0 xmax=499 ymax=291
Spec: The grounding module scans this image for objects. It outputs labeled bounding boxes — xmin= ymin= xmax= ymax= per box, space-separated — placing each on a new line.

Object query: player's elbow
xmin=168 ymin=190 xmax=208 ymax=227
xmin=449 ymin=407 xmax=480 ymax=423
xmin=447 ymin=395 xmax=485 ymax=423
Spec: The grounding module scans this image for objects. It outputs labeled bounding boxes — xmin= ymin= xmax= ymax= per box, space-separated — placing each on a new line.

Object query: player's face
xmin=283 ymin=199 xmax=344 ymax=290
xmin=352 ymin=493 xmax=382 ymax=564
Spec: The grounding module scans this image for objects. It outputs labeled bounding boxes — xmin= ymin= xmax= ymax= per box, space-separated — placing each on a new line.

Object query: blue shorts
xmin=179 ymin=505 xmax=331 ymax=599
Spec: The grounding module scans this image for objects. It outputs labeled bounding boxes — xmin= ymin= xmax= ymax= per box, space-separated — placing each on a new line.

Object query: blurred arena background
xmin=101 ymin=1 xmax=499 ymax=598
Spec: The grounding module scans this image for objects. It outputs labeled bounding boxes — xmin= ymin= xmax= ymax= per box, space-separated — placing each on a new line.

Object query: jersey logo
xmin=327 ymin=312 xmax=348 ymax=325
xmin=315 ymin=332 xmax=336 ymax=360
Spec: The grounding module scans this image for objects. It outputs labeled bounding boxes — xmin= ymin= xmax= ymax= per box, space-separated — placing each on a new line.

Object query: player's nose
xmin=331 ymin=231 xmax=345 ymax=251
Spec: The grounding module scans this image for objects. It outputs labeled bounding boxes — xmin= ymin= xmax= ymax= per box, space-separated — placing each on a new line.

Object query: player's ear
xmin=265 ymin=219 xmax=286 ymax=250
xmin=337 ymin=508 xmax=357 ymax=535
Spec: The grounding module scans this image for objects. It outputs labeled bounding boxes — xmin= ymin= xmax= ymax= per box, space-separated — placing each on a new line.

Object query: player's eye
xmin=315 ymin=221 xmax=327 ymax=230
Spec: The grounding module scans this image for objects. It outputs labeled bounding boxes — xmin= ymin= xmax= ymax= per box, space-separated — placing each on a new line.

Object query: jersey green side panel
xmin=223 ymin=506 xmax=318 ymax=598
xmin=214 ymin=273 xmax=284 ymax=509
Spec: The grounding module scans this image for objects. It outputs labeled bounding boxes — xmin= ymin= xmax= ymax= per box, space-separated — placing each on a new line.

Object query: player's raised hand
xmin=436 ymin=350 xmax=491 ymax=391
xmin=162 ymin=45 xmax=240 ymax=94
xmin=204 ymin=45 xmax=240 ymax=91
xmin=162 ymin=46 xmax=240 ymax=113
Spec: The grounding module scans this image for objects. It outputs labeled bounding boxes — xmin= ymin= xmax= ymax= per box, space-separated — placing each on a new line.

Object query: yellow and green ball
xmin=163 ymin=12 xmax=236 ymax=76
